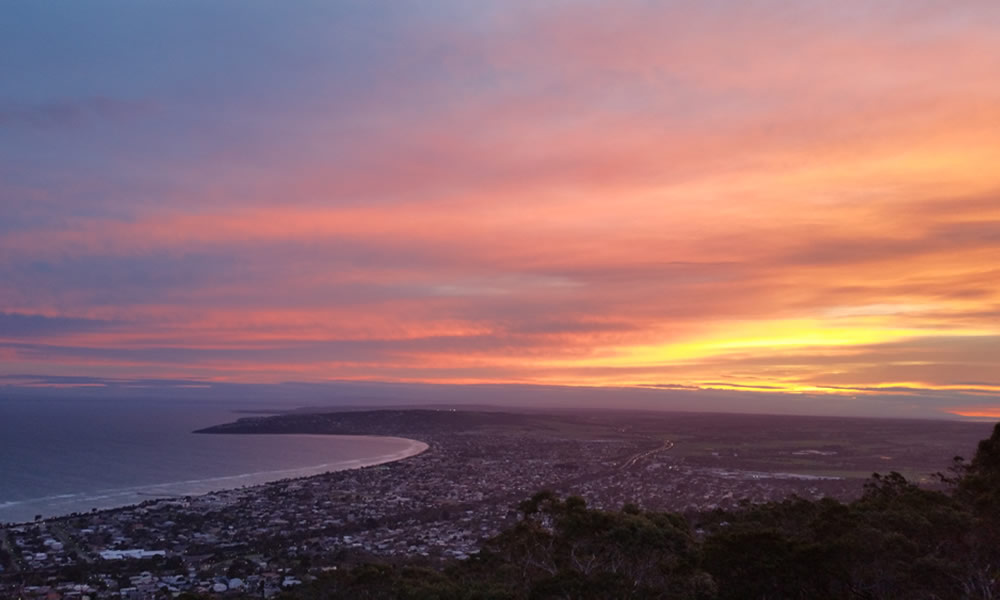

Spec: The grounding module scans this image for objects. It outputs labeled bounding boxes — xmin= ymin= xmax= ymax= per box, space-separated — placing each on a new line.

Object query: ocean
xmin=0 ymin=395 xmax=425 ymax=524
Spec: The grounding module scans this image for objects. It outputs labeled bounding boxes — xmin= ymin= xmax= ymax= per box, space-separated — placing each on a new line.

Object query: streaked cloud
xmin=0 ymin=97 xmax=153 ymax=129
xmin=0 ymin=312 xmax=118 ymax=337
xmin=2 ymin=0 xmax=999 ymax=416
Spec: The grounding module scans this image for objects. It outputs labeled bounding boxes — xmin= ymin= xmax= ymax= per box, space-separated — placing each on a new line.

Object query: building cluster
xmin=1 ymin=419 xmax=869 ymax=599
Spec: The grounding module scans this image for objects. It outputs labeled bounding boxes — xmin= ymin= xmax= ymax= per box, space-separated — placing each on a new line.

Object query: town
xmin=1 ymin=409 xmax=990 ymax=599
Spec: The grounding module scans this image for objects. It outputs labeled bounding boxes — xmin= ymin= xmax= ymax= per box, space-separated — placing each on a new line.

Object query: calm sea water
xmin=0 ymin=396 xmax=423 ymax=524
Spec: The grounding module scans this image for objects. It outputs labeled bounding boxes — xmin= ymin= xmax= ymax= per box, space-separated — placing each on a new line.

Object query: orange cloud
xmin=948 ymin=408 xmax=1000 ymax=418
xmin=3 ymin=1 xmax=1000 ymax=416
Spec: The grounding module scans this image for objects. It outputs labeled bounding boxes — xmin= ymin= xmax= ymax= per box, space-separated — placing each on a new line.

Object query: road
xmin=49 ymin=523 xmax=93 ymax=564
xmin=619 ymin=440 xmax=674 ymax=470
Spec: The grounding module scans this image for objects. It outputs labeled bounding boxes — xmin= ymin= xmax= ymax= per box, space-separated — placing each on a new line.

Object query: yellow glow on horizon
xmin=947 ymin=408 xmax=1000 ymax=418
xmin=547 ymin=319 xmax=953 ymax=370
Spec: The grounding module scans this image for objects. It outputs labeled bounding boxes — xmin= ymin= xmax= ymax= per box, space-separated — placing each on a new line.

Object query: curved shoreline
xmin=0 ymin=435 xmax=429 ymax=526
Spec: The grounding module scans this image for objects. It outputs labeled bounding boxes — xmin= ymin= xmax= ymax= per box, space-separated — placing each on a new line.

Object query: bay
xmin=0 ymin=396 xmax=424 ymax=524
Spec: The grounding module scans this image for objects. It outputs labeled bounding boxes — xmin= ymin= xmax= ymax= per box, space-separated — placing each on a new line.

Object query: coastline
xmin=0 ymin=434 xmax=429 ymax=526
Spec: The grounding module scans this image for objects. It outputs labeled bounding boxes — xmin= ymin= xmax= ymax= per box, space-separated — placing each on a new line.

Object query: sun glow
xmin=3 ymin=0 xmax=1000 ymax=416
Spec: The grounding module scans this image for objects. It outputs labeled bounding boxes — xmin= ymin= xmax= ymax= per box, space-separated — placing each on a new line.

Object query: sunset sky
xmin=2 ymin=1 xmax=999 ymax=418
